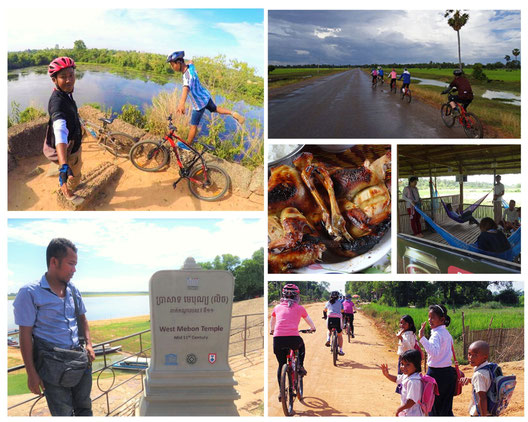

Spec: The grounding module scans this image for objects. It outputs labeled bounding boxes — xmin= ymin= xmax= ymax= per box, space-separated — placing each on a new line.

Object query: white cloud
xmin=8 ymin=218 xmax=265 ymax=271
xmin=314 ymin=27 xmax=342 ymax=39
xmin=295 ymin=50 xmax=309 ymax=55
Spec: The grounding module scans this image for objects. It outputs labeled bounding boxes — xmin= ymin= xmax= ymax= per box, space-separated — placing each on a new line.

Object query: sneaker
xmin=351 ymin=334 xmax=355 ymax=338
xmin=338 ymin=350 xmax=345 ymax=356
xmin=232 ymin=112 xmax=246 ymax=125
xmin=278 ymin=395 xmax=282 ymax=402
xmin=325 ymin=341 xmax=330 ymax=347
xmin=298 ymin=366 xmax=307 ymax=376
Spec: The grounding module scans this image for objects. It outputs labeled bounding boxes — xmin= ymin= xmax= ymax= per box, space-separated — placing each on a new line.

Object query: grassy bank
xmin=362 ymin=302 xmax=524 ymax=363
xmin=361 ymin=68 xmax=520 ymax=138
xmin=269 ymin=67 xmax=350 ymax=89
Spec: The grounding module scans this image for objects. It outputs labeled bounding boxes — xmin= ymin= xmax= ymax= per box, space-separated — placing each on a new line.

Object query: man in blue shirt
xmin=166 ymin=51 xmax=245 ymax=145
xmin=13 ymin=238 xmax=95 ymax=416
xmin=398 ymin=68 xmax=411 ymax=94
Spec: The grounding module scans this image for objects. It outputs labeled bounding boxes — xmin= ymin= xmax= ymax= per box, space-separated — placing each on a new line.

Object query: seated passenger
xmin=475 ymin=217 xmax=511 ymax=255
xmin=501 ymin=200 xmax=520 ymax=232
xmin=445 ymin=203 xmax=479 ymax=225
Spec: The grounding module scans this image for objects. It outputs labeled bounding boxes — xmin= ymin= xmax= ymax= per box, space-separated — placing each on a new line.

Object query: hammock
xmin=413 ymin=206 xmax=520 ymax=262
xmin=434 ymin=183 xmax=490 ymax=224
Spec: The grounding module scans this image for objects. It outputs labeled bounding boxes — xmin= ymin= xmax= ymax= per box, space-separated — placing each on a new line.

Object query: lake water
xmin=8 ymin=66 xmax=263 ymax=137
xmin=7 ymin=295 xmax=150 ymax=331
xmin=413 ymin=77 xmax=520 ymax=106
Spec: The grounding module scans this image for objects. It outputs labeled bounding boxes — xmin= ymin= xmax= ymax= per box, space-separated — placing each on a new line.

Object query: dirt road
xmin=268 ymin=302 xmax=524 ymax=416
xmin=8 ymin=139 xmax=262 ymax=211
xmin=268 ymin=68 xmax=462 ymax=139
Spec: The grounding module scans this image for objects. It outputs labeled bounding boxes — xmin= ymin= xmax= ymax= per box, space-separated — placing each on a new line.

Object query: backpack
xmin=413 ymin=335 xmax=424 ymax=365
xmin=474 ymin=363 xmax=516 ymax=416
xmin=418 ymin=374 xmax=439 ymax=415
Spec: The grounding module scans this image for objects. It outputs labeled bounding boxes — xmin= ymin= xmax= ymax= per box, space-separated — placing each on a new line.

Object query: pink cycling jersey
xmin=272 ymin=302 xmax=308 ymax=337
xmin=343 ymin=300 xmax=355 ymax=313
xmin=390 ymin=71 xmax=397 ymax=79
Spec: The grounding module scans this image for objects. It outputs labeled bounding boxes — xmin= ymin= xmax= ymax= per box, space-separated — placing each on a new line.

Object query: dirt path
xmin=268 ymin=68 xmax=463 ymax=139
xmin=8 ymin=138 xmax=262 ymax=211
xmin=268 ymin=302 xmax=524 ymax=416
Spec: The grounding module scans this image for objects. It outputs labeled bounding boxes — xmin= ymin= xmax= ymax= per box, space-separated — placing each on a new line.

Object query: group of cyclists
xmin=270 ymin=285 xmax=357 ymax=399
xmin=370 ymin=67 xmax=474 ymax=112
xmin=371 ymin=66 xmax=411 ymax=95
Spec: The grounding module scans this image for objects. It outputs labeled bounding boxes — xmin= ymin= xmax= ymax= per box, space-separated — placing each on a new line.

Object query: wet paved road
xmin=268 ymin=68 xmax=462 ymax=139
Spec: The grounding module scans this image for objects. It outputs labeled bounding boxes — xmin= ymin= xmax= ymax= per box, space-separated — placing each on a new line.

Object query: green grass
xmin=362 ymin=302 xmax=523 ymax=363
xmin=269 ymin=67 xmax=350 ymax=88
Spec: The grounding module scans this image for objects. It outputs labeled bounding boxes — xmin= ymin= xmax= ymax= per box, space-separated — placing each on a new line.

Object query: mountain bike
xmin=128 ymin=114 xmax=230 ymax=201
xmin=330 ymin=327 xmax=339 ymax=366
xmin=372 ymin=77 xmax=377 ymax=88
xmin=440 ymin=89 xmax=483 ymax=138
xmin=401 ymin=86 xmax=412 ymax=103
xmin=378 ymin=75 xmax=384 ymax=85
xmin=81 ymin=114 xmax=138 ymax=158
xmin=279 ymin=329 xmax=314 ymax=416
xmin=343 ymin=316 xmax=352 ymax=343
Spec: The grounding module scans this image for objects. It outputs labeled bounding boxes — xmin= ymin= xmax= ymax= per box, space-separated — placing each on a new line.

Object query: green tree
xmin=73 ymin=40 xmax=87 ymax=50
xmin=504 ymin=55 xmax=511 ymax=66
xmin=445 ymin=10 xmax=469 ymax=70
xmin=472 ymin=63 xmax=487 ymax=81
xmin=233 ymin=248 xmax=264 ymax=301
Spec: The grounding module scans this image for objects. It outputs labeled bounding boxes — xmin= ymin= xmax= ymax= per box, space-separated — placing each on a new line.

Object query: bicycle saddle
xmin=99 ymin=116 xmax=117 ymax=124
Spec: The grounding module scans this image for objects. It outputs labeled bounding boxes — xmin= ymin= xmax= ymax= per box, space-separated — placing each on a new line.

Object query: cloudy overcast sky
xmin=7 ymin=8 xmax=264 ymax=75
xmin=269 ymin=10 xmax=520 ymax=66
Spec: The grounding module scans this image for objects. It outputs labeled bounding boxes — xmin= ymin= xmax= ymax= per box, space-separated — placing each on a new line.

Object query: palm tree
xmin=512 ymin=48 xmax=520 ymax=66
xmin=505 ymin=55 xmax=511 ymax=66
xmin=445 ymin=10 xmax=470 ymax=70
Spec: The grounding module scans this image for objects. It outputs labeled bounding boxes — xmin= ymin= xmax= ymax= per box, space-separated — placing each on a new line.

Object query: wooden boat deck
xmin=421 ymin=219 xmax=481 ymax=246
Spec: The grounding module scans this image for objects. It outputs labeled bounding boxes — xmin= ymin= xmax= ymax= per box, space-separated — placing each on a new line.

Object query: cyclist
xmin=323 ymin=291 xmax=345 ymax=356
xmin=166 ymin=51 xmax=245 ymax=146
xmin=43 ymin=57 xmax=84 ymax=205
xmin=342 ymin=294 xmax=356 ymax=338
xmin=389 ymin=68 xmax=397 ymax=91
xmin=441 ymin=69 xmax=474 ymax=115
xmin=398 ymin=68 xmax=411 ymax=95
xmin=270 ymin=284 xmax=316 ymax=400
xmin=378 ymin=66 xmax=384 ymax=83
xmin=371 ymin=68 xmax=378 ymax=85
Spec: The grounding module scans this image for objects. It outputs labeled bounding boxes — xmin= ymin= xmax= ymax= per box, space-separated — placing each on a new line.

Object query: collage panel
xmin=268 ymin=10 xmax=520 ymax=139
xmin=268 ymin=280 xmax=524 ymax=417
xmin=7 ymin=8 xmax=264 ymax=211
xmin=268 ymin=144 xmax=391 ymax=274
xmin=7 ymin=218 xmax=265 ymax=416
xmin=397 ymin=144 xmax=521 ymax=274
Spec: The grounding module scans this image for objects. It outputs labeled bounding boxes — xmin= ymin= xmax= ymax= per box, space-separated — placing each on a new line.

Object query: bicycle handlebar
xmin=299 ymin=329 xmax=315 ymax=333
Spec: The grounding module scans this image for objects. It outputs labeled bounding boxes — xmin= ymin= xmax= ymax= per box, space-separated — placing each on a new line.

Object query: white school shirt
xmin=396 ymin=372 xmax=424 ymax=416
xmin=398 ymin=331 xmax=417 ymax=355
xmin=493 ymin=182 xmax=504 ymax=202
xmin=419 ymin=325 xmax=454 ymax=368
xmin=503 ymin=208 xmax=520 ymax=223
xmin=469 ymin=361 xmax=492 ymax=416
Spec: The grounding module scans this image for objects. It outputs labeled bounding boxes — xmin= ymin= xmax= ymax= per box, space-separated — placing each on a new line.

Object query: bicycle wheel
xmin=332 ymin=332 xmax=338 ymax=366
xmin=297 ymin=374 xmax=304 ymax=402
xmin=463 ymin=112 xmax=484 ymax=138
xmin=441 ymin=104 xmax=456 ymax=128
xmin=391 ymin=84 xmax=396 ymax=94
xmin=280 ymin=364 xmax=294 ymax=416
xmin=406 ymin=90 xmax=412 ymax=103
xmin=347 ymin=324 xmax=352 ymax=343
xmin=129 ymin=140 xmax=169 ymax=172
xmin=188 ymin=164 xmax=230 ymax=201
xmin=104 ymin=132 xmax=137 ymax=158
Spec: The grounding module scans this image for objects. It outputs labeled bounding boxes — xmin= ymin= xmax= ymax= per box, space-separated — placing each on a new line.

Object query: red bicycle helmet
xmin=282 ymin=283 xmax=300 ymax=300
xmin=48 ymin=57 xmax=76 ymax=77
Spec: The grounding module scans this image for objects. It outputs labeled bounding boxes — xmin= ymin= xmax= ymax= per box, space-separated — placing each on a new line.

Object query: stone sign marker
xmin=139 ymin=257 xmax=240 ymax=416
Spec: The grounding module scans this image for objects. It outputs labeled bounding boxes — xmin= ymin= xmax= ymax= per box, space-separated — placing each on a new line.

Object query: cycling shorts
xmin=343 ymin=313 xmax=354 ymax=324
xmin=191 ymin=98 xmax=217 ymax=126
xmin=327 ymin=317 xmax=342 ymax=333
xmin=448 ymin=94 xmax=472 ymax=111
xmin=402 ymin=83 xmax=410 ymax=90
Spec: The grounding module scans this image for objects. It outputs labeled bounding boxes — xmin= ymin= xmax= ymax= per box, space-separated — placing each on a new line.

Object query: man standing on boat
xmin=13 ymin=238 xmax=95 ymax=416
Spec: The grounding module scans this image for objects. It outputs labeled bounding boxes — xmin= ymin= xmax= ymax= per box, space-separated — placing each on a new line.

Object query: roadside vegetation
xmin=268 ymin=66 xmax=351 ymax=89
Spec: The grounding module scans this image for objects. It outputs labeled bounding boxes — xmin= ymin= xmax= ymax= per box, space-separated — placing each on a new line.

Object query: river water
xmin=7 ymin=66 xmax=263 ymax=136
xmin=7 ymin=295 xmax=150 ymax=331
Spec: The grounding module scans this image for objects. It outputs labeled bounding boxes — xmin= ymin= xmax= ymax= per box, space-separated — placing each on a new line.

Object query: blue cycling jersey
xmin=398 ymin=71 xmax=411 ymax=84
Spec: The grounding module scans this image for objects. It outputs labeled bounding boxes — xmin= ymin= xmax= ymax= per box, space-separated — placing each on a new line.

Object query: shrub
xmin=472 ymin=63 xmax=488 ymax=81
xmin=19 ymin=107 xmax=46 ymax=123
xmin=120 ymin=103 xmax=147 ymax=128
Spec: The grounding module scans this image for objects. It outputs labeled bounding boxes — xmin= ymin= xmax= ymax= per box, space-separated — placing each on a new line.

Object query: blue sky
xmin=269 ymin=10 xmax=521 ymax=65
xmin=8 ymin=218 xmax=264 ymax=293
xmin=7 ymin=8 xmax=265 ymax=75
